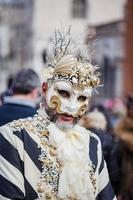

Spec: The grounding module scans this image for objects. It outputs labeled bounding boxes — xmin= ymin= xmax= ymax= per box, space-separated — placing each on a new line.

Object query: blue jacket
xmin=0 ymin=103 xmax=37 ymax=126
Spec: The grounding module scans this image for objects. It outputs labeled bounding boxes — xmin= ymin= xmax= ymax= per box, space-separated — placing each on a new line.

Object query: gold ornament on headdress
xmin=43 ymin=27 xmax=100 ymax=90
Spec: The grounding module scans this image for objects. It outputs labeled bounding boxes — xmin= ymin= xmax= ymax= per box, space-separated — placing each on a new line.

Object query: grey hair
xmin=11 ymin=68 xmax=41 ymax=94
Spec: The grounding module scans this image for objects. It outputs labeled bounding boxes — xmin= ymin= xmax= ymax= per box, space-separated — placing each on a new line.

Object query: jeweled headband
xmin=43 ymin=27 xmax=100 ymax=90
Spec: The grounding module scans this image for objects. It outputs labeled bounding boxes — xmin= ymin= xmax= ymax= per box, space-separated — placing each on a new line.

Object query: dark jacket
xmin=0 ymin=102 xmax=37 ymax=126
xmin=115 ymin=117 xmax=133 ymax=200
xmin=80 ymin=110 xmax=120 ymax=195
xmin=90 ymin=128 xmax=120 ymax=195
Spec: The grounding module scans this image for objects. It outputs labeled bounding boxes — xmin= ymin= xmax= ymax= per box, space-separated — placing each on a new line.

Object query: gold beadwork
xmin=43 ymin=55 xmax=100 ymax=90
xmin=42 ymin=130 xmax=49 ymax=137
xmin=45 ymin=191 xmax=52 ymax=199
xmin=37 ymin=183 xmax=45 ymax=193
xmin=49 ymin=148 xmax=57 ymax=157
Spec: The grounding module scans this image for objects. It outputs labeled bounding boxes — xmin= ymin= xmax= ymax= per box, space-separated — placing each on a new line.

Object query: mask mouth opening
xmin=57 ymin=113 xmax=74 ymax=122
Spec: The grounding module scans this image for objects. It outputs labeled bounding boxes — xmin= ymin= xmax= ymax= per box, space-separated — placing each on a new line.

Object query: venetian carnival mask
xmin=43 ymin=54 xmax=100 ymax=120
xmin=46 ymin=79 xmax=91 ymax=118
xmin=42 ymin=28 xmax=100 ymax=124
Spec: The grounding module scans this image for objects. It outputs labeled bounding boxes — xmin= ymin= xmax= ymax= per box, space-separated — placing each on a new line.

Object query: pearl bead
xmin=72 ymin=77 xmax=78 ymax=84
xmin=37 ymin=183 xmax=45 ymax=193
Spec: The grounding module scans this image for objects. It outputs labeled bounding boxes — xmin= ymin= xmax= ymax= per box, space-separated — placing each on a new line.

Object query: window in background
xmin=72 ymin=0 xmax=88 ymax=19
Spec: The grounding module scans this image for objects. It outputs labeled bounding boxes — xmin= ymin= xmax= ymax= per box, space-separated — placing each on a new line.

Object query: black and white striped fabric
xmin=0 ymin=121 xmax=116 ymax=200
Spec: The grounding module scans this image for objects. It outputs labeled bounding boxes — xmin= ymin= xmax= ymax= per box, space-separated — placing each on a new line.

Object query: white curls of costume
xmin=47 ymin=123 xmax=96 ymax=200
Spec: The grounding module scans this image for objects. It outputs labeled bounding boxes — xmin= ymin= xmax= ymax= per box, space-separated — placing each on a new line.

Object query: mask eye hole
xmin=78 ymin=95 xmax=87 ymax=102
xmin=57 ymin=89 xmax=70 ymax=98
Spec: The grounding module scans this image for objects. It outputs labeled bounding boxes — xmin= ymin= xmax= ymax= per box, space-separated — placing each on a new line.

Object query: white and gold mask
xmin=43 ymin=54 xmax=100 ymax=118
xmin=46 ymin=80 xmax=92 ymax=117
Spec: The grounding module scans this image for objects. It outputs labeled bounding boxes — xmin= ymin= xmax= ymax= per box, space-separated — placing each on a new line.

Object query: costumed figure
xmin=0 ymin=28 xmax=116 ymax=200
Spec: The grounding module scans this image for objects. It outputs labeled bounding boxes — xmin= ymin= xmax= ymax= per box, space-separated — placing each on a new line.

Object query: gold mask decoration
xmin=50 ymin=95 xmax=62 ymax=113
xmin=43 ymin=27 xmax=100 ymax=91
xmin=43 ymin=54 xmax=100 ymax=90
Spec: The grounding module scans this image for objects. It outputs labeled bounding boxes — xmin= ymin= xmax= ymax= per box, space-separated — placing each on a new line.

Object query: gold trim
xmin=43 ymin=55 xmax=100 ymax=90
xmin=75 ymin=104 xmax=87 ymax=117
xmin=50 ymin=95 xmax=62 ymax=113
xmin=50 ymin=95 xmax=87 ymax=117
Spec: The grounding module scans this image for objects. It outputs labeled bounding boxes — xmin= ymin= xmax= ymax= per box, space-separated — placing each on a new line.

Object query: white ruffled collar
xmin=47 ymin=122 xmax=95 ymax=200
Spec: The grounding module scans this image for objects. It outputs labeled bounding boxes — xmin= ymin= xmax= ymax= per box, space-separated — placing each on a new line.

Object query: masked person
xmin=0 ymin=30 xmax=116 ymax=200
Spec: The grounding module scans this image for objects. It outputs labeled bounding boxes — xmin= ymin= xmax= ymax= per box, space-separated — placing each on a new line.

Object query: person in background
xmin=80 ymin=106 xmax=120 ymax=196
xmin=0 ymin=75 xmax=14 ymax=106
xmin=90 ymin=104 xmax=115 ymax=136
xmin=104 ymin=98 xmax=126 ymax=129
xmin=115 ymin=94 xmax=133 ymax=200
xmin=0 ymin=29 xmax=116 ymax=200
xmin=0 ymin=68 xmax=41 ymax=126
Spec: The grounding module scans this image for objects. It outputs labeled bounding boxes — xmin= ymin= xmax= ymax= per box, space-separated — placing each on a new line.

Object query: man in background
xmin=0 ymin=68 xmax=41 ymax=126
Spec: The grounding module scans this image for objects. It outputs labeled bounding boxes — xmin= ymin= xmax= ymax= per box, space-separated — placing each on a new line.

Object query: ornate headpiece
xmin=43 ymin=27 xmax=100 ymax=90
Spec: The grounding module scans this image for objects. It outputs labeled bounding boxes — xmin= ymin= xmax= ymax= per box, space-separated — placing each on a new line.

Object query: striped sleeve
xmin=0 ymin=124 xmax=42 ymax=200
xmin=0 ymin=125 xmax=25 ymax=199
xmin=0 ymin=194 xmax=11 ymax=200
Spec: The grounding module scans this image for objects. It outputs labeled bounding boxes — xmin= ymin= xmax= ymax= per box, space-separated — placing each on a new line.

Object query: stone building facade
xmin=88 ymin=21 xmax=125 ymax=99
xmin=0 ymin=0 xmax=33 ymax=92
xmin=0 ymin=0 xmax=126 ymax=97
xmin=33 ymin=0 xmax=126 ymax=99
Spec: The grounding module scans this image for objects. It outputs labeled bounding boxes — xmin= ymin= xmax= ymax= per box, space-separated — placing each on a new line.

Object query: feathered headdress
xmin=43 ymin=27 xmax=100 ymax=90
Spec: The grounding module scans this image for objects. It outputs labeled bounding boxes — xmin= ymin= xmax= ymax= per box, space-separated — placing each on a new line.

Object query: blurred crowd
xmin=80 ymin=95 xmax=133 ymax=200
xmin=0 ymin=68 xmax=133 ymax=200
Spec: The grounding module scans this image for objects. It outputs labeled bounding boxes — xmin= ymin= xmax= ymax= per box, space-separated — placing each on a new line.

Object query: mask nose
xmin=66 ymin=99 xmax=78 ymax=114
